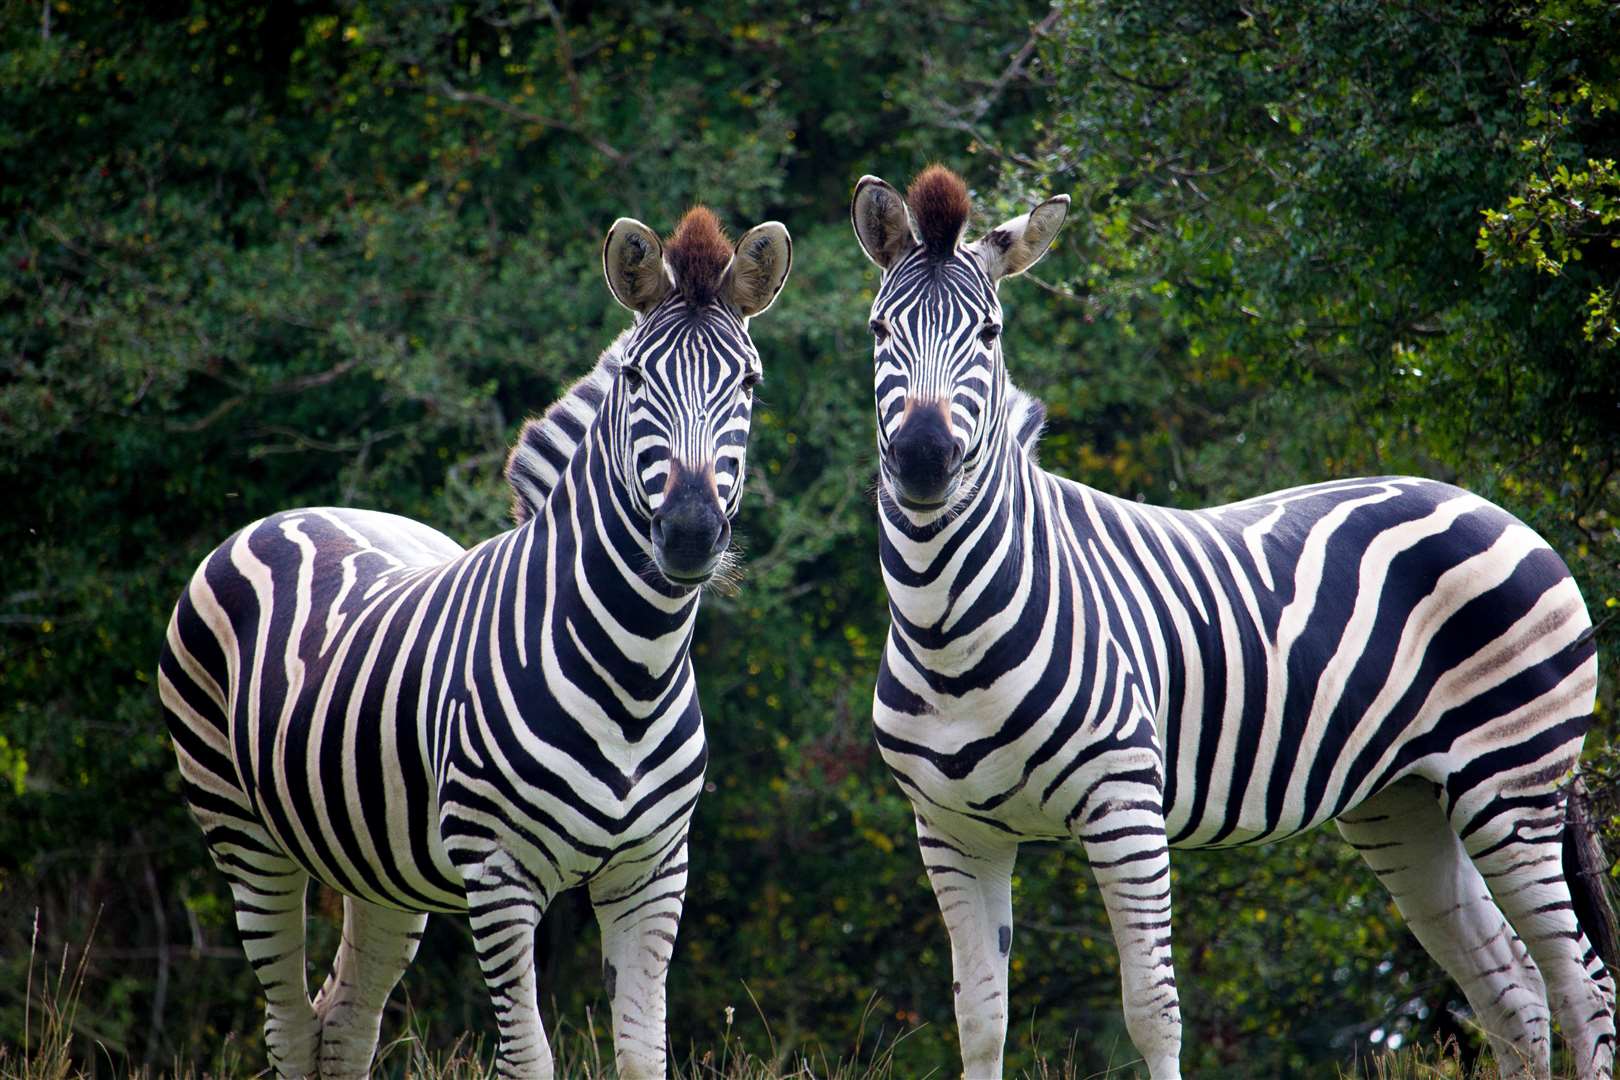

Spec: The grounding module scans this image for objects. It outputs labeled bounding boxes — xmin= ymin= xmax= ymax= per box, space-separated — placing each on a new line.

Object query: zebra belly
xmin=242 ymin=693 xmax=468 ymax=913
xmin=876 ymin=696 xmax=1339 ymax=848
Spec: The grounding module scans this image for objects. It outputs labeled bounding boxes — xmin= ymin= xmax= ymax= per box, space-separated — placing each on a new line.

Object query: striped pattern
xmin=618 ymin=302 xmax=757 ymax=523
xmin=159 ymin=246 xmax=771 ymax=1079
xmin=856 ymin=173 xmax=1616 ymax=1080
xmin=506 ymin=349 xmax=617 ymax=523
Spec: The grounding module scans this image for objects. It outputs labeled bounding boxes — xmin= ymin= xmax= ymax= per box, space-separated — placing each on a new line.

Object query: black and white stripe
xmin=852 ymin=169 xmax=1616 ymax=1079
xmin=158 ymin=210 xmax=790 ymax=1080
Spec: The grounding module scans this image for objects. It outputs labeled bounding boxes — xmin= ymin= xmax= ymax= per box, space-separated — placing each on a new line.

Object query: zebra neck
xmin=515 ymin=422 xmax=703 ymax=721
xmin=879 ymin=428 xmax=1051 ymax=676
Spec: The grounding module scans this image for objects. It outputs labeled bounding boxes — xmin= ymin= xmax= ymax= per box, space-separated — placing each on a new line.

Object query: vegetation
xmin=1 ymin=0 xmax=1616 ymax=1076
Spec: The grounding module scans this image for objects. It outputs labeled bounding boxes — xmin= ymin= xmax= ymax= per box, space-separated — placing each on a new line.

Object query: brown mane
xmin=665 ymin=206 xmax=733 ymax=306
xmin=907 ymin=164 xmax=972 ymax=259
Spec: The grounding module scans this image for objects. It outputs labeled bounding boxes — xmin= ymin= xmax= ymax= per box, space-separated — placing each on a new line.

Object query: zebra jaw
xmin=655 ymin=558 xmax=721 ymax=588
xmin=891 ymin=476 xmax=962 ymax=514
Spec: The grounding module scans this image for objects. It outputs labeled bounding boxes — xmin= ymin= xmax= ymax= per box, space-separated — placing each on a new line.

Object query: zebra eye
xmin=870 ymin=319 xmax=890 ymax=344
xmin=979 ymin=323 xmax=1001 ymax=346
xmin=622 ymin=366 xmax=645 ymax=392
xmin=741 ymin=371 xmax=762 ymax=395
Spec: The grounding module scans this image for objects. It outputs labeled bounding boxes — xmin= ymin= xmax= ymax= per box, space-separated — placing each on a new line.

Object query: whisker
xmin=703 ymin=546 xmax=747 ymax=598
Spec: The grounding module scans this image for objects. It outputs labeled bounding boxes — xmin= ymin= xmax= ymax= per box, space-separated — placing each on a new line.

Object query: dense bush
xmin=2 ymin=2 xmax=1616 ymax=1075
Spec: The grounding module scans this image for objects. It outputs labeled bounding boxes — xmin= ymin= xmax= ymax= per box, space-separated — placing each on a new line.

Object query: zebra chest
xmin=914 ymin=760 xmax=1075 ymax=840
xmin=873 ymin=677 xmax=1078 ymax=840
xmin=438 ymin=690 xmax=708 ymax=884
xmin=872 ymin=621 xmax=1174 ymax=842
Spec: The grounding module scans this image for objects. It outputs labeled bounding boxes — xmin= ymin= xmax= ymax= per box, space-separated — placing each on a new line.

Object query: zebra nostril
xmin=947 ymin=444 xmax=964 ymax=471
xmin=650 ymin=512 xmax=666 ymax=547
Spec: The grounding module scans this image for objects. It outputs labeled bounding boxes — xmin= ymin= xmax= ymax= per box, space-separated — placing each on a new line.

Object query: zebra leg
xmin=1460 ymin=786 xmax=1617 ymax=1080
xmin=465 ymin=854 xmax=553 ymax=1079
xmin=224 ymin=867 xmax=320 ymax=1078
xmin=1337 ymin=778 xmax=1550 ymax=1078
xmin=163 ymin=655 xmax=318 ymax=1075
xmin=312 ymin=897 xmax=428 ymax=1078
xmin=914 ymin=813 xmax=1017 ymax=1079
xmin=589 ymin=838 xmax=690 ymax=1079
xmin=1079 ymin=800 xmax=1182 ymax=1079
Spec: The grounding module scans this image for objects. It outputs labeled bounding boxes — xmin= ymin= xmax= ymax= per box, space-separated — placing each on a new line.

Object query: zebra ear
xmin=850 ymin=175 xmax=918 ymax=270
xmin=603 ymin=217 xmax=672 ymax=314
xmin=725 ymin=221 xmax=792 ymax=318
xmin=972 ymin=194 xmax=1070 ymax=280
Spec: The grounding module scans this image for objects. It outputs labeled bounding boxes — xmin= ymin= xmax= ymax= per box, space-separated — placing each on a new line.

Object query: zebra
xmin=849 ymin=165 xmax=1617 ymax=1079
xmin=157 ymin=206 xmax=791 ymax=1079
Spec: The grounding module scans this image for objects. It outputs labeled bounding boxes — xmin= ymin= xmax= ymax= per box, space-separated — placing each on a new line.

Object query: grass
xmin=3 ymin=911 xmax=96 ymax=1080
xmin=371 ymin=990 xmax=926 ymax=1080
xmin=0 ymin=916 xmax=924 ymax=1080
xmin=0 ymin=922 xmax=1594 ymax=1080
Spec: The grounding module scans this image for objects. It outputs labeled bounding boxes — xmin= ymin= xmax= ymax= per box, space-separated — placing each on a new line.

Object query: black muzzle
xmin=884 ymin=406 xmax=963 ymax=508
xmin=651 ymin=473 xmax=730 ymax=584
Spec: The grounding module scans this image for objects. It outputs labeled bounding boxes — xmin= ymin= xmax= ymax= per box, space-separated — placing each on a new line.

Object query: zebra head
xmin=850 ymin=166 xmax=1068 ymax=513
xmin=601 ymin=207 xmax=792 ymax=587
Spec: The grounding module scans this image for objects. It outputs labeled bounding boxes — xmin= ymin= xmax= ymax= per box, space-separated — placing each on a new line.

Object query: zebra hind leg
xmin=162 ymin=644 xmax=318 ymax=1075
xmin=312 ymin=897 xmax=428 ymax=1078
xmin=220 ymin=860 xmax=319 ymax=1078
xmin=1459 ymin=780 xmax=1617 ymax=1080
xmin=1337 ymin=777 xmax=1550 ymax=1078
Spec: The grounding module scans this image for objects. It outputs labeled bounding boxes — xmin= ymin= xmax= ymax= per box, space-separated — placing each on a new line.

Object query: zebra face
xmin=867 ymin=249 xmax=1002 ymax=510
xmin=603 ymin=209 xmax=792 ymax=587
xmin=851 ymin=169 xmax=1069 ymax=515
xmin=617 ymin=301 xmax=761 ymax=583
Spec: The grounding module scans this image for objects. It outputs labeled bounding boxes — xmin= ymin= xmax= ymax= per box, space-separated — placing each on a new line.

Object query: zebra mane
xmin=665 ymin=206 xmax=733 ymax=307
xmin=503 ymin=334 xmax=626 ymax=524
xmin=908 ymin=164 xmax=972 ymax=259
xmin=1006 ymin=381 xmax=1047 ymax=461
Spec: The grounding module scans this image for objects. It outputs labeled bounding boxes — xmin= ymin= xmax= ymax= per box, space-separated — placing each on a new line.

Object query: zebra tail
xmin=1565 ymin=770 xmax=1620 ymax=974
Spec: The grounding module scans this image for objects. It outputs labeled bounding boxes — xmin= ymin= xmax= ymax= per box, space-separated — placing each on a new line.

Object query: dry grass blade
xmin=2 ymin=909 xmax=99 ymax=1080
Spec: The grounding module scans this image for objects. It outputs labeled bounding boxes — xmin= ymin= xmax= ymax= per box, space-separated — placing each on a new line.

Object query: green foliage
xmin=1479 ymin=0 xmax=1620 ymax=349
xmin=985 ymin=2 xmax=1620 ymax=1068
xmin=1 ymin=1 xmax=1617 ymax=1077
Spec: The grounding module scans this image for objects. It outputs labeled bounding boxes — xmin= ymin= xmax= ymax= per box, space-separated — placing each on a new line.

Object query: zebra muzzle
xmin=885 ymin=405 xmax=964 ymax=509
xmin=651 ymin=473 xmax=730 ymax=585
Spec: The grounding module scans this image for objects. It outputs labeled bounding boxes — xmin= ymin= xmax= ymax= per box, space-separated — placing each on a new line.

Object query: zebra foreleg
xmin=312 ymin=898 xmax=428 ymax=1078
xmin=1460 ymin=786 xmax=1617 ymax=1080
xmin=589 ymin=838 xmax=690 ymax=1079
xmin=1337 ymin=778 xmax=1550 ymax=1078
xmin=464 ymin=853 xmax=553 ymax=1079
xmin=1078 ymin=794 xmax=1182 ymax=1080
xmin=914 ymin=813 xmax=1017 ymax=1080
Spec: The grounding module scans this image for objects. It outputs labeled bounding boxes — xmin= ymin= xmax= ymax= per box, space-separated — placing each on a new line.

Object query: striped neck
xmin=878 ymin=377 xmax=1046 ymax=673
xmin=510 ymin=389 xmax=704 ymax=728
